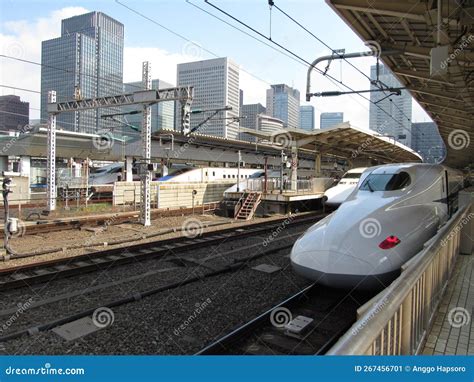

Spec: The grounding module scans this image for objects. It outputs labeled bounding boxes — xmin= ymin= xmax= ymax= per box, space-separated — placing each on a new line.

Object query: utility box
xmin=430 ymin=45 xmax=449 ymax=77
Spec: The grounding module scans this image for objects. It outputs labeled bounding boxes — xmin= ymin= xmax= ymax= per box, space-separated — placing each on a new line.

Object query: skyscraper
xmin=0 ymin=95 xmax=29 ymax=132
xmin=411 ymin=122 xmax=446 ymax=163
xmin=240 ymin=103 xmax=266 ymax=142
xmin=176 ymin=57 xmax=240 ymax=139
xmin=266 ymin=84 xmax=300 ymax=129
xmin=320 ymin=112 xmax=343 ymax=129
xmin=369 ymin=64 xmax=412 ymax=147
xmin=123 ymin=79 xmax=175 ymax=134
xmin=41 ymin=11 xmax=124 ymax=134
xmin=299 ymin=105 xmax=315 ymax=130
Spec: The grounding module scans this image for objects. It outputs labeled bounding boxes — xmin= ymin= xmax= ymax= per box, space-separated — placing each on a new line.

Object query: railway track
xmin=0 ymin=203 xmax=220 ymax=238
xmin=0 ymin=212 xmax=326 ymax=291
xmin=197 ymin=284 xmax=372 ymax=355
xmin=0 ymin=228 xmax=309 ymax=344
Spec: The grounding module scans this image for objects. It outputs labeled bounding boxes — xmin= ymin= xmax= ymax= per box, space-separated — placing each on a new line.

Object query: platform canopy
xmin=240 ymin=122 xmax=422 ymax=164
xmin=326 ymin=0 xmax=473 ymax=169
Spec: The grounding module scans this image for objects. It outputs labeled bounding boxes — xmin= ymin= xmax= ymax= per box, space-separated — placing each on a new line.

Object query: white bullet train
xmin=323 ymin=167 xmax=367 ymax=207
xmin=291 ymin=163 xmax=464 ymax=289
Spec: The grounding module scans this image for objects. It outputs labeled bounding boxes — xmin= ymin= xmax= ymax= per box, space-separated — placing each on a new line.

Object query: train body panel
xmin=291 ymin=163 xmax=464 ymax=289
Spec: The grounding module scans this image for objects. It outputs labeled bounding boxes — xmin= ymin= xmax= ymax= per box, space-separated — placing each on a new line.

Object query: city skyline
xmin=1 ymin=3 xmax=433 ymax=132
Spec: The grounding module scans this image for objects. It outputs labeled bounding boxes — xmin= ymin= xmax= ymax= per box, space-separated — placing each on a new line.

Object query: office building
xmin=266 ymin=84 xmax=300 ymax=128
xmin=176 ymin=57 xmax=240 ymax=139
xmin=122 ymin=79 xmax=175 ymax=134
xmin=41 ymin=11 xmax=124 ymax=134
xmin=320 ymin=112 xmax=343 ymax=129
xmin=369 ymin=64 xmax=412 ymax=147
xmin=411 ymin=122 xmax=446 ymax=163
xmin=239 ymin=103 xmax=266 ymax=141
xmin=0 ymin=95 xmax=29 ymax=132
xmin=299 ymin=105 xmax=315 ymax=130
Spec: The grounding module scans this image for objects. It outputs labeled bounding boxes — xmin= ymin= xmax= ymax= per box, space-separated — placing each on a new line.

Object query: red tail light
xmin=379 ymin=235 xmax=401 ymax=250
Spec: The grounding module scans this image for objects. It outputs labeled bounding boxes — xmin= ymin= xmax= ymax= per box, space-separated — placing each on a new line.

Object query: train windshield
xmin=341 ymin=172 xmax=362 ymax=179
xmin=359 ymin=172 xmax=411 ymax=191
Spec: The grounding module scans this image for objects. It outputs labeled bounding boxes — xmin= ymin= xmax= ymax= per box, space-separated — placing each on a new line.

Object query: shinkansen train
xmin=88 ymin=163 xmax=263 ymax=185
xmin=323 ymin=167 xmax=368 ymax=207
xmin=291 ymin=163 xmax=465 ymax=289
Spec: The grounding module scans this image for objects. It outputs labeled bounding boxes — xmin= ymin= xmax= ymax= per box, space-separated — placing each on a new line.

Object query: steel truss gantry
xmin=47 ymin=62 xmax=194 ymax=225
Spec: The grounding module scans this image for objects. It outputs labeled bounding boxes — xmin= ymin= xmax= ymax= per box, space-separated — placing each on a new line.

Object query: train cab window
xmin=360 ymin=172 xmax=411 ymax=191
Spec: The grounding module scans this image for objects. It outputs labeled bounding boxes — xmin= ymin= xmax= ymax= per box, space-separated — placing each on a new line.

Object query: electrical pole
xmin=140 ymin=61 xmax=152 ymax=227
xmin=47 ymin=90 xmax=57 ymax=212
xmin=237 ymin=150 xmax=241 ymax=192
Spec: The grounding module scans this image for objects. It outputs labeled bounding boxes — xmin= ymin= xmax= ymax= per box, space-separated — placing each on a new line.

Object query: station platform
xmin=422 ymin=253 xmax=474 ymax=355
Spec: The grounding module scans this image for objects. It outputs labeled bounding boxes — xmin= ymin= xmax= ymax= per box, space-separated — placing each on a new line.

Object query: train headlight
xmin=378 ymin=235 xmax=401 ymax=250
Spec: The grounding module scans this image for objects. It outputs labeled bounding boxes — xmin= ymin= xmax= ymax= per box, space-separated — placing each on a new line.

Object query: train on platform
xmin=323 ymin=167 xmax=367 ymax=207
xmin=88 ymin=162 xmax=263 ymax=185
xmin=291 ymin=163 xmax=465 ymax=289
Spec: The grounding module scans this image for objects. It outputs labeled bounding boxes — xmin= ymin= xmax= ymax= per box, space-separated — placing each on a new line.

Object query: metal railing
xmin=242 ymin=178 xmax=333 ymax=194
xmin=328 ymin=201 xmax=472 ymax=355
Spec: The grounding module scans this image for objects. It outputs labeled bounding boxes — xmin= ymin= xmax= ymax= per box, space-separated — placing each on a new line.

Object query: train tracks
xmin=0 ymin=221 xmax=314 ymax=345
xmin=197 ymin=284 xmax=372 ymax=355
xmin=0 ymin=213 xmax=325 ymax=291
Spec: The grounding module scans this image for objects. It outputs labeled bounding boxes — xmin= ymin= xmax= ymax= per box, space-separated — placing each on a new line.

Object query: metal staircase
xmin=235 ymin=192 xmax=261 ymax=220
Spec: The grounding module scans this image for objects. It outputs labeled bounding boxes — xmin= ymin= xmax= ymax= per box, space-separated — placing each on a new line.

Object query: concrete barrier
xmin=113 ymin=181 xmax=235 ymax=209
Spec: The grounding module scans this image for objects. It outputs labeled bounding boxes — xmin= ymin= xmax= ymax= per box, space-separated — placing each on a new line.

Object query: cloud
xmin=0 ymin=7 xmax=89 ymax=120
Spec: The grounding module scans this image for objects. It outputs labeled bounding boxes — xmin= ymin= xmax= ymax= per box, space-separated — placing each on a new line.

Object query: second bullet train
xmin=291 ymin=163 xmax=464 ymax=289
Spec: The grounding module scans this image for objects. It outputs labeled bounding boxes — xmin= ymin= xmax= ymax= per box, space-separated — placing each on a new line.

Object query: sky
xmin=0 ymin=0 xmax=432 ymax=129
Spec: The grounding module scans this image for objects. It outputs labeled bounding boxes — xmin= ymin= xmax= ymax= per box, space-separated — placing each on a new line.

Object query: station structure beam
xmin=46 ymin=64 xmax=194 ymax=223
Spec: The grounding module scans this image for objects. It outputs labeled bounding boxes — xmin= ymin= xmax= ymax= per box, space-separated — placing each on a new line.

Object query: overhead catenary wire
xmin=202 ymin=0 xmax=415 ymax=139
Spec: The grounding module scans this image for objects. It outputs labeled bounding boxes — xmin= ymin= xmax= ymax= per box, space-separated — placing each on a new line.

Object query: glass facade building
xmin=266 ymin=84 xmax=300 ymax=129
xmin=320 ymin=112 xmax=343 ymax=129
xmin=240 ymin=103 xmax=266 ymax=142
xmin=411 ymin=122 xmax=446 ymax=163
xmin=299 ymin=105 xmax=315 ymax=130
xmin=0 ymin=95 xmax=29 ymax=132
xmin=41 ymin=12 xmax=124 ymax=134
xmin=369 ymin=64 xmax=412 ymax=147
xmin=176 ymin=57 xmax=240 ymax=139
xmin=122 ymin=79 xmax=175 ymax=134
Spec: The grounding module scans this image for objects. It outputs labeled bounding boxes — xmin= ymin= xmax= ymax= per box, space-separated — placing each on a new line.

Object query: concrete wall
xmin=113 ymin=181 xmax=235 ymax=208
xmin=0 ymin=175 xmax=30 ymax=205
